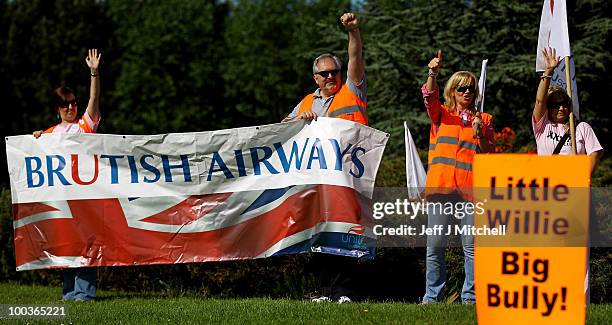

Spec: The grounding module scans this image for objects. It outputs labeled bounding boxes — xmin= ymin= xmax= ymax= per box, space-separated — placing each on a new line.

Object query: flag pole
xmin=564 ymin=56 xmax=577 ymax=154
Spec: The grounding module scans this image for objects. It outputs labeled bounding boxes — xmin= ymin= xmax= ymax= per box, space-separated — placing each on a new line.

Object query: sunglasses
xmin=60 ymin=99 xmax=76 ymax=108
xmin=316 ymin=69 xmax=340 ymax=78
xmin=548 ymin=101 xmax=570 ymax=110
xmin=456 ymin=85 xmax=476 ymax=93
xmin=59 ymin=99 xmax=77 ymax=108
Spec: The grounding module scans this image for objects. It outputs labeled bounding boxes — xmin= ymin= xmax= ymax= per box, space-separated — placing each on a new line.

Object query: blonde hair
xmin=443 ymin=71 xmax=479 ymax=111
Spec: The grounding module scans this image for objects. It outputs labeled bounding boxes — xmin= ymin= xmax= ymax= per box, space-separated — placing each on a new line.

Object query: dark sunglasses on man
xmin=316 ymin=69 xmax=340 ymax=78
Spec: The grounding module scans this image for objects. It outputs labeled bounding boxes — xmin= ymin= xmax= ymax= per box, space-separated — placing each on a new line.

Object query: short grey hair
xmin=312 ymin=53 xmax=342 ymax=74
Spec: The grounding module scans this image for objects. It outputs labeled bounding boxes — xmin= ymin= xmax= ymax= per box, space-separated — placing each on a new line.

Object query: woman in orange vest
xmin=421 ymin=50 xmax=495 ymax=304
xmin=32 ymin=49 xmax=102 ymax=301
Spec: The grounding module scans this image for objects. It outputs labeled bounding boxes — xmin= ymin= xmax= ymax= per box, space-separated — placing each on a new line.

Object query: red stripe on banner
xmin=140 ymin=193 xmax=233 ymax=225
xmin=13 ymin=202 xmax=60 ymax=221
xmin=14 ymin=219 xmax=89 ymax=267
xmin=15 ymin=185 xmax=369 ymax=269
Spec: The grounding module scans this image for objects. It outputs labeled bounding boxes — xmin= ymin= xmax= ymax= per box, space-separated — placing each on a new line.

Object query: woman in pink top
xmin=33 ymin=49 xmax=101 ymax=137
xmin=533 ymin=47 xmax=603 ymax=175
xmin=32 ymin=49 xmax=101 ymax=301
xmin=534 ymin=47 xmax=604 ymax=301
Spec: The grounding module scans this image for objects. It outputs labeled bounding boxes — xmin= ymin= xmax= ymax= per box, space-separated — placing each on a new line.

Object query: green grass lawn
xmin=0 ymin=283 xmax=609 ymax=324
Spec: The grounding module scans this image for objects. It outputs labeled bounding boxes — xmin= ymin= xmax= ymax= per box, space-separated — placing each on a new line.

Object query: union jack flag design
xmin=13 ymin=184 xmax=375 ymax=271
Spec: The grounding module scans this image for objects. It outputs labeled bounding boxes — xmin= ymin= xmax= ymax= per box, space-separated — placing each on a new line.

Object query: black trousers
xmin=314 ymin=253 xmax=355 ymax=300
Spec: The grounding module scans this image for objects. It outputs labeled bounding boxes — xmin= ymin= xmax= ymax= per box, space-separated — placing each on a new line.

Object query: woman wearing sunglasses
xmin=533 ymin=47 xmax=603 ymax=174
xmin=421 ymin=50 xmax=495 ymax=304
xmin=32 ymin=49 xmax=102 ymax=301
xmin=33 ymin=49 xmax=101 ymax=138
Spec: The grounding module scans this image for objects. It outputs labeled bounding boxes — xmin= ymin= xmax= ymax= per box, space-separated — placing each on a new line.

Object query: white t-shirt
xmin=532 ymin=113 xmax=602 ymax=155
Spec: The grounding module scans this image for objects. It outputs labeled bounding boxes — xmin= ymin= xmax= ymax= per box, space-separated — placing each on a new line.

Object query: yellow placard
xmin=473 ymin=154 xmax=589 ymax=324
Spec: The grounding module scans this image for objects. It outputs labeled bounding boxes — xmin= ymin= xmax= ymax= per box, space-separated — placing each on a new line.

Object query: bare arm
xmin=534 ymin=47 xmax=558 ymax=123
xmin=340 ymin=13 xmax=364 ymax=85
xmin=590 ymin=149 xmax=604 ymax=176
xmin=85 ymin=49 xmax=101 ymax=121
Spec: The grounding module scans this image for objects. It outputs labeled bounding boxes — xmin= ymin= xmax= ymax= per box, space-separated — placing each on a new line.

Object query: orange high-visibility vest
xmin=426 ymin=105 xmax=493 ymax=196
xmin=298 ymin=83 xmax=368 ymax=125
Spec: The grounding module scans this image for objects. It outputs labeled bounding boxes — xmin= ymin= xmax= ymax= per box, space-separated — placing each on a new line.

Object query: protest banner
xmin=6 ymin=118 xmax=388 ymax=270
xmin=473 ymin=154 xmax=589 ymax=324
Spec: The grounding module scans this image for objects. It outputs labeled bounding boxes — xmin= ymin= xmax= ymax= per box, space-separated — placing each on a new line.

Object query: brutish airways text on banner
xmin=6 ymin=118 xmax=388 ymax=270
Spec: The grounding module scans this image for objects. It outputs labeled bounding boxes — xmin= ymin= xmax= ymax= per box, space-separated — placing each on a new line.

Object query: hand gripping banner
xmin=6 ymin=118 xmax=388 ymax=270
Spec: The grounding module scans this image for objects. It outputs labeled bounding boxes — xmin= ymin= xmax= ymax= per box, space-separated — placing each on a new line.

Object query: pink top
xmin=532 ymin=113 xmax=602 ymax=155
xmin=45 ymin=111 xmax=100 ymax=134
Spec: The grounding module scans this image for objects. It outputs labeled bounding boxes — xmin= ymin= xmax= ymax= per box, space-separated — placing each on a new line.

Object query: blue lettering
xmin=234 ymin=149 xmax=247 ymax=177
xmin=274 ymin=139 xmax=309 ymax=172
xmin=25 ymin=157 xmax=44 ymax=188
xmin=349 ymin=147 xmax=366 ymax=178
xmin=307 ymin=138 xmax=327 ymax=170
xmin=127 ymin=156 xmax=139 ymax=183
xmin=100 ymin=155 xmax=124 ymax=184
xmin=329 ymin=139 xmax=352 ymax=171
xmin=250 ymin=146 xmax=280 ymax=175
xmin=46 ymin=155 xmax=71 ymax=186
xmin=208 ymin=152 xmax=234 ymax=181
xmin=161 ymin=155 xmax=192 ymax=182
xmin=140 ymin=155 xmax=161 ymax=183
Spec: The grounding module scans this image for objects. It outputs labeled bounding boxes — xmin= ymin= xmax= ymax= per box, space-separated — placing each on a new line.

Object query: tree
xmin=363 ymin=0 xmax=611 ymax=156
xmin=570 ymin=0 xmax=611 ymax=146
xmin=106 ymin=0 xmax=228 ymax=134
xmin=222 ymin=0 xmax=350 ymax=125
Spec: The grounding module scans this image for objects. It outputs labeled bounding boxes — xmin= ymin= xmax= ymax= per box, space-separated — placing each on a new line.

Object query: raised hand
xmin=340 ymin=12 xmax=359 ymax=31
xmin=85 ymin=48 xmax=101 ymax=73
xmin=428 ymin=49 xmax=443 ymax=74
xmin=542 ymin=47 xmax=559 ymax=73
xmin=85 ymin=48 xmax=101 ymax=121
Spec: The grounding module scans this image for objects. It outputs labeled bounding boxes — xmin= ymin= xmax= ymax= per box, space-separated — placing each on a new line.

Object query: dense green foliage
xmin=0 ymin=0 xmax=610 ymax=303
xmin=1 ymin=0 xmax=609 ymax=166
xmin=364 ymin=0 xmax=611 ymax=153
xmin=222 ymin=0 xmax=350 ymax=123
xmin=105 ymin=0 xmax=228 ymax=134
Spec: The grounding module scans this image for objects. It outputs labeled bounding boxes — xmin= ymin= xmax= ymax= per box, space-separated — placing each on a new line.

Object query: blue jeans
xmin=423 ymin=197 xmax=474 ymax=303
xmin=63 ymin=268 xmax=96 ymax=301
